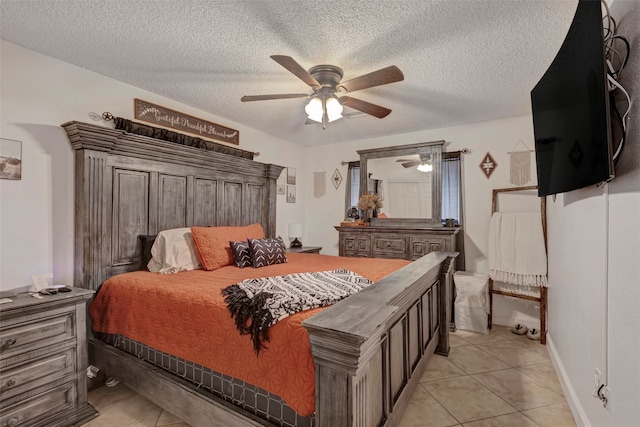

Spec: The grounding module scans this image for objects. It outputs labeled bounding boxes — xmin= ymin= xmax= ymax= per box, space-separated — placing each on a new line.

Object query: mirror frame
xmin=357 ymin=140 xmax=445 ymax=227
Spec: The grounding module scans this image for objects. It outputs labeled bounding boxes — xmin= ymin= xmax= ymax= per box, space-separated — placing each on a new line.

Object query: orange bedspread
xmin=90 ymin=253 xmax=410 ymax=416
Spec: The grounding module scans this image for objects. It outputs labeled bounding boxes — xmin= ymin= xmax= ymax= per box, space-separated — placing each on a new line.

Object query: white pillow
xmin=148 ymin=228 xmax=202 ymax=274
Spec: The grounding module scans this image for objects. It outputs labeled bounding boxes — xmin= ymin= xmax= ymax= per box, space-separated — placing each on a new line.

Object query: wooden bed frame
xmin=64 ymin=121 xmax=457 ymax=427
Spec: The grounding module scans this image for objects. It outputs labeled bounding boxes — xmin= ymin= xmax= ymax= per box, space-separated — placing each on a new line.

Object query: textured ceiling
xmin=1 ymin=0 xmax=578 ymax=146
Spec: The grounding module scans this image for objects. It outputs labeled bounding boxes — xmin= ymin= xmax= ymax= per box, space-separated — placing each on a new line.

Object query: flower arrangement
xmin=358 ymin=193 xmax=383 ymax=211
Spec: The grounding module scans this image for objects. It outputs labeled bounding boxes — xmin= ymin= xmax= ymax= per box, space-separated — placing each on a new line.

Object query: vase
xmin=364 ymin=210 xmax=372 ymax=223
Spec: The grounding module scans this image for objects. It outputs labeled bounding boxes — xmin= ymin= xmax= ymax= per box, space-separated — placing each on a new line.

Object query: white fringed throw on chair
xmin=489 ymin=212 xmax=548 ymax=287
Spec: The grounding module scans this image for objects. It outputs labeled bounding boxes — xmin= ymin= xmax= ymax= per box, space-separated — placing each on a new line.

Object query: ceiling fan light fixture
xmin=305 ymin=96 xmax=343 ymax=123
xmin=326 ymin=96 xmax=343 ymax=122
xmin=417 ymin=162 xmax=433 ymax=173
xmin=305 ymin=97 xmax=323 ymax=122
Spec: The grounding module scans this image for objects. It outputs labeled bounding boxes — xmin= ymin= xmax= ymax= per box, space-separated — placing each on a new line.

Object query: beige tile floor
xmin=400 ymin=325 xmax=576 ymax=427
xmin=84 ymin=325 xmax=575 ymax=427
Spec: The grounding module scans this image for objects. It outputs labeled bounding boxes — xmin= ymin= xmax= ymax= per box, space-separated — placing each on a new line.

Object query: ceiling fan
xmin=396 ymin=153 xmax=433 ymax=172
xmin=241 ymin=55 xmax=404 ymax=129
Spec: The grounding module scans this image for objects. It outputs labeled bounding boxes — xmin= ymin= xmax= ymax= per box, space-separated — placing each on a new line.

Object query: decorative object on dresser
xmin=358 ymin=193 xmax=383 ymax=223
xmin=288 ymin=223 xmax=304 ymax=248
xmin=0 ymin=288 xmax=97 ymax=427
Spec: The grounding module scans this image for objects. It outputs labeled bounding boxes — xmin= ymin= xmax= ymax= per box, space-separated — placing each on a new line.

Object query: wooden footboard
xmin=304 ymin=251 xmax=456 ymax=427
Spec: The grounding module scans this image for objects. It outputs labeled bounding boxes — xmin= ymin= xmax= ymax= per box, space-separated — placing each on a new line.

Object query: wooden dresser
xmin=0 ymin=288 xmax=97 ymax=427
xmin=336 ymin=225 xmax=460 ymax=261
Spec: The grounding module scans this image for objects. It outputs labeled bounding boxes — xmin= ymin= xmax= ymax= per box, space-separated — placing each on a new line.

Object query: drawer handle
xmin=6 ymin=338 xmax=17 ymax=347
xmin=6 ymin=418 xmax=18 ymax=427
xmin=6 ymin=378 xmax=16 ymax=387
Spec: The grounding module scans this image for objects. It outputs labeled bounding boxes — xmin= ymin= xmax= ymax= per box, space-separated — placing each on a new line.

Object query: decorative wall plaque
xmin=0 ymin=138 xmax=22 ymax=180
xmin=480 ymin=152 xmax=498 ymax=179
xmin=134 ymin=98 xmax=239 ymax=145
xmin=332 ymin=168 xmax=343 ymax=189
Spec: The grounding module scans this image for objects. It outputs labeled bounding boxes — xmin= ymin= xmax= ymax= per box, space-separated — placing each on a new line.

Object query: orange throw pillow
xmin=191 ymin=224 xmax=265 ymax=271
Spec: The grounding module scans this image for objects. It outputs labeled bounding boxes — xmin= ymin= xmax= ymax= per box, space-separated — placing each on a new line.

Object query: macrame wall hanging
xmin=313 ymin=167 xmax=326 ymax=198
xmin=509 ymin=140 xmax=534 ymax=186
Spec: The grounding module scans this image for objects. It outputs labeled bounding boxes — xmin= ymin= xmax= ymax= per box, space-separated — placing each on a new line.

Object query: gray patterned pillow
xmin=248 ymin=237 xmax=287 ymax=268
xmin=229 ymin=240 xmax=252 ymax=268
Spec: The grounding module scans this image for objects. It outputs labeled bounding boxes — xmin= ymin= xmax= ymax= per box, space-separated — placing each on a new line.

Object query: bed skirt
xmin=96 ymin=333 xmax=314 ymax=427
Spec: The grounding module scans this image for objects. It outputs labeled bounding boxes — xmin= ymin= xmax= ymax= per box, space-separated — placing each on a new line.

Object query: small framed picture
xmin=286 ymin=185 xmax=296 ymax=203
xmin=287 ymin=167 xmax=296 ymax=185
xmin=0 ymin=138 xmax=22 ymax=180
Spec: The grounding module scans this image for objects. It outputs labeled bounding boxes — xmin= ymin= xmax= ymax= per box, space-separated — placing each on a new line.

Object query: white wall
xmin=0 ymin=40 xmax=305 ymax=290
xmin=303 ymin=114 xmax=543 ymax=328
xmin=546 ymin=1 xmax=640 ymax=426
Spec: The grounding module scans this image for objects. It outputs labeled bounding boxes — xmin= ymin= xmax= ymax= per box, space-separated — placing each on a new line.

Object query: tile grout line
xmin=417 ymin=382 xmax=460 ymax=425
xmin=422 ymin=373 xmax=519 ymax=425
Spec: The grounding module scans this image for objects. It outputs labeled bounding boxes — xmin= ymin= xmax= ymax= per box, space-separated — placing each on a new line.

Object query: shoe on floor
xmin=511 ymin=323 xmax=528 ymax=335
xmin=527 ymin=328 xmax=541 ymax=340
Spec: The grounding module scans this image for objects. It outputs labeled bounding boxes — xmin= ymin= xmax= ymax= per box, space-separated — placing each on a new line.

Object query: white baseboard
xmin=546 ymin=333 xmax=590 ymax=427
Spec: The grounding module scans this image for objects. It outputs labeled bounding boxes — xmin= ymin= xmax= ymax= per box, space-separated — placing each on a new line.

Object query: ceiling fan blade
xmin=396 ymin=159 xmax=415 ymax=162
xmin=241 ymin=93 xmax=309 ymax=102
xmin=344 ymin=111 xmax=368 ymax=119
xmin=402 ymin=161 xmax=420 ymax=168
xmin=271 ymin=55 xmax=322 ymax=90
xmin=340 ymin=96 xmax=392 ymax=119
xmin=337 ymin=66 xmax=404 ymax=93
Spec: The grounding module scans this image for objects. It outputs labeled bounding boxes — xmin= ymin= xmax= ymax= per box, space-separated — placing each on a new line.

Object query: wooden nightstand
xmin=286 ymin=246 xmax=322 ymax=254
xmin=0 ymin=287 xmax=98 ymax=427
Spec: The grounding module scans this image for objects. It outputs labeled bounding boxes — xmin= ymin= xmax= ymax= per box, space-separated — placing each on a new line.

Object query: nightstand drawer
xmin=0 ymin=381 xmax=76 ymax=427
xmin=0 ymin=312 xmax=75 ymax=358
xmin=1 ymin=347 xmax=76 ymax=400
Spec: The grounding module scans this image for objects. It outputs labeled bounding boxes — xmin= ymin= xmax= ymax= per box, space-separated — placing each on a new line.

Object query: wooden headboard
xmin=63 ymin=121 xmax=283 ymax=291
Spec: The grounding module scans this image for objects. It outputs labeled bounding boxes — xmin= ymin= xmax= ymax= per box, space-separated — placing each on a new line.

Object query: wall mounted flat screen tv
xmin=531 ymin=0 xmax=614 ymax=197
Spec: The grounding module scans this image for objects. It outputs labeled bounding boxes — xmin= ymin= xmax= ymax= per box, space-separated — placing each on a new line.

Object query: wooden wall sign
xmin=134 ymin=98 xmax=239 ymax=145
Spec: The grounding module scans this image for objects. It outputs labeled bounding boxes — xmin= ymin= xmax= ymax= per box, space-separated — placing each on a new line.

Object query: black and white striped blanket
xmin=221 ymin=269 xmax=372 ymax=354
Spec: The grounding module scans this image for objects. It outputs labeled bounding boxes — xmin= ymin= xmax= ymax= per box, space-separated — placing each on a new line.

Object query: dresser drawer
xmin=1 ymin=347 xmax=76 ymax=401
xmin=409 ymin=237 xmax=445 ymax=260
xmin=372 ymin=236 xmax=406 ymax=257
xmin=0 ymin=312 xmax=75 ymax=359
xmin=0 ymin=381 xmax=76 ymax=427
xmin=343 ymin=235 xmax=370 ymax=257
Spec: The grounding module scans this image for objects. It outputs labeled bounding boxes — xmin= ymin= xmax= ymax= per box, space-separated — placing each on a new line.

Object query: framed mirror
xmin=358 ymin=140 xmax=444 ymax=227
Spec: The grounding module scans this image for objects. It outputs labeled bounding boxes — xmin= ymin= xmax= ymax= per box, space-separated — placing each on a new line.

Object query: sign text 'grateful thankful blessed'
xmin=134 ymin=98 xmax=239 ymax=145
